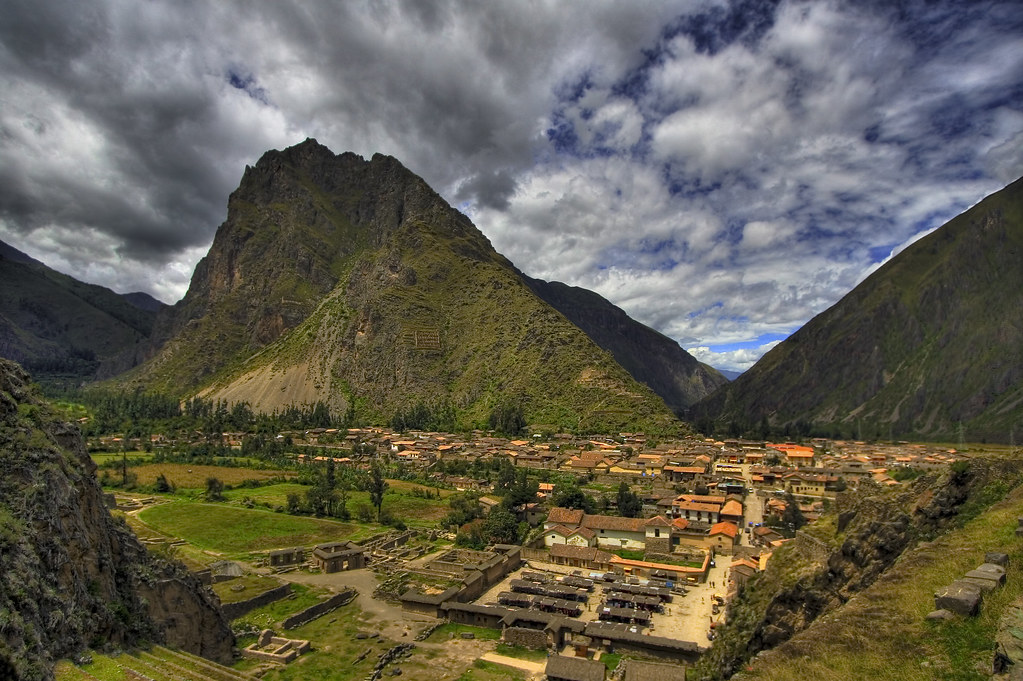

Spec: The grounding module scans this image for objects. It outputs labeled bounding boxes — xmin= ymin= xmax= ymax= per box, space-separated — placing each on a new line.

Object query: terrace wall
xmin=221 ymin=584 xmax=293 ymax=621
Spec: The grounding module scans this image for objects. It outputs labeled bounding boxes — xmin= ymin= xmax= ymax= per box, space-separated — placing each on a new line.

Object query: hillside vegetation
xmin=123 ymin=140 xmax=694 ymax=434
xmin=694 ymin=176 xmax=1023 ymax=443
xmin=0 ymin=241 xmax=161 ymax=387
xmin=697 ymin=456 xmax=1023 ymax=680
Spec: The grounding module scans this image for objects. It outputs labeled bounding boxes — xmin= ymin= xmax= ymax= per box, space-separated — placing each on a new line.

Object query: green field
xmin=212 ymin=573 xmax=284 ymax=604
xmin=137 ymin=501 xmax=375 ymax=557
xmin=222 ymin=480 xmax=450 ymax=526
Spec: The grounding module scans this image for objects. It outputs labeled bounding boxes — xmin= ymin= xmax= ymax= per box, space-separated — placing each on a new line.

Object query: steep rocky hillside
xmin=0 ymin=359 xmax=232 ymax=680
xmin=126 ymin=139 xmax=691 ymax=433
xmin=0 ymin=240 xmax=164 ymax=385
xmin=693 ymin=176 xmax=1023 ymax=442
xmin=697 ymin=457 xmax=1023 ymax=680
xmin=525 ymin=277 xmax=727 ymax=414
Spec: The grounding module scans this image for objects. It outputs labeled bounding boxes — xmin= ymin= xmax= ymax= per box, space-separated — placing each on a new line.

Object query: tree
xmin=205 ymin=476 xmax=225 ymax=501
xmin=483 ymin=506 xmax=520 ymax=545
xmin=489 ymin=399 xmax=525 ymax=435
xmin=154 ymin=474 xmax=172 ymax=493
xmin=369 ymin=461 xmax=388 ymax=521
xmin=780 ymin=492 xmax=806 ymax=535
xmin=616 ymin=482 xmax=642 ymax=518
xmin=552 ymin=483 xmax=595 ymax=513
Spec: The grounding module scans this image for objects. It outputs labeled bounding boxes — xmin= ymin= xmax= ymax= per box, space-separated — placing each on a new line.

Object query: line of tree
xmin=71 ymin=388 xmax=342 ymax=436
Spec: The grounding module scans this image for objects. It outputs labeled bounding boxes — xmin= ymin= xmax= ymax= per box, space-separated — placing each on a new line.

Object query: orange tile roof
xmin=710 ymin=522 xmax=739 ymax=538
xmin=720 ymin=500 xmax=743 ymax=516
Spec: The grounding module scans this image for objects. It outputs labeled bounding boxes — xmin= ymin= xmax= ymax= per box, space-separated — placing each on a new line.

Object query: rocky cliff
xmin=125 ymin=139 xmax=695 ymax=433
xmin=692 ymin=175 xmax=1023 ymax=442
xmin=0 ymin=359 xmax=232 ymax=680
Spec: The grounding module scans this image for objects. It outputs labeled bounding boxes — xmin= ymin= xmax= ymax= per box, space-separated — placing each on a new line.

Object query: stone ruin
xmin=241 ymin=628 xmax=311 ymax=664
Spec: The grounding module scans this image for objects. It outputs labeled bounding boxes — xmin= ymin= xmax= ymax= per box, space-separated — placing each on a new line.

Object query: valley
xmin=43 ymin=404 xmax=1023 ymax=681
xmin=1 ymin=139 xmax=1021 ymax=681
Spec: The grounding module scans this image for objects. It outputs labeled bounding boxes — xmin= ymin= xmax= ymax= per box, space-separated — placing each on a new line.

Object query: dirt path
xmin=479 ymin=652 xmax=547 ymax=679
xmin=271 ymin=568 xmax=435 ymax=639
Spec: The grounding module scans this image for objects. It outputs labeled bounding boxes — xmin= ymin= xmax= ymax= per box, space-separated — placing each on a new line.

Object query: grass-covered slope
xmin=694 ymin=176 xmax=1023 ymax=442
xmin=0 ymin=240 xmax=161 ymax=384
xmin=525 ymin=277 xmax=728 ymax=414
xmin=697 ymin=457 xmax=1023 ymax=680
xmin=127 ymin=139 xmax=684 ymax=433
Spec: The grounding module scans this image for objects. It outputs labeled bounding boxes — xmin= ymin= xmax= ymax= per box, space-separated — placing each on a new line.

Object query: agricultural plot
xmin=116 ymin=463 xmax=296 ymax=489
xmin=137 ymin=501 xmax=374 ymax=557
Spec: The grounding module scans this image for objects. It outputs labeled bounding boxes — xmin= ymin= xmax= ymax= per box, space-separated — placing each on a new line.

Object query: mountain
xmin=0 ymin=240 xmax=166 ymax=385
xmin=693 ymin=175 xmax=1023 ymax=442
xmin=717 ymin=369 xmax=743 ymax=381
xmin=121 ymin=291 xmax=166 ymax=313
xmin=125 ymin=139 xmax=699 ymax=433
xmin=524 ymin=277 xmax=727 ymax=414
xmin=0 ymin=359 xmax=232 ymax=679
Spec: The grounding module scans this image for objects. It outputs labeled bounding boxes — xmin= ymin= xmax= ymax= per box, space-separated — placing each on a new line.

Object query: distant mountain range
xmin=114 ymin=139 xmax=724 ymax=432
xmin=6 ymin=139 xmax=1020 ymax=440
xmin=0 ymin=240 xmax=166 ymax=385
xmin=693 ymin=175 xmax=1023 ymax=443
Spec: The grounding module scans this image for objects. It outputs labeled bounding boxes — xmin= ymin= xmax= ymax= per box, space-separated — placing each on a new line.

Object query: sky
xmin=1 ymin=1 xmax=1021 ymax=373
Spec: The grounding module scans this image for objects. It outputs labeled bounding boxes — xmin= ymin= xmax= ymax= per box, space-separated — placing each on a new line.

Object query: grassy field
xmin=232 ymin=583 xmax=328 ymax=628
xmin=425 ymin=623 xmax=502 ymax=642
xmin=137 ymin=501 xmax=375 ymax=557
xmin=233 ymin=597 xmax=399 ymax=681
xmin=457 ymin=660 xmax=527 ymax=681
xmin=91 ymin=451 xmax=155 ymax=465
xmin=219 ymin=480 xmax=450 ymax=525
xmin=222 ymin=482 xmax=310 ymax=506
xmin=117 ymin=463 xmax=296 ymax=489
xmin=212 ymin=573 xmax=284 ymax=604
xmin=727 ymin=479 xmax=1023 ymax=681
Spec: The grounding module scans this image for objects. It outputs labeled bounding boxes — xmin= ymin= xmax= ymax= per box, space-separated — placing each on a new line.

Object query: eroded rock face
xmin=0 ymin=359 xmax=232 ymax=680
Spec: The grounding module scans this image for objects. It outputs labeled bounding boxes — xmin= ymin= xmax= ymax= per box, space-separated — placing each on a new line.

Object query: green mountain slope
xmin=693 ymin=176 xmax=1023 ymax=442
xmin=525 ymin=277 xmax=727 ymax=414
xmin=0 ymin=240 xmax=163 ymax=384
xmin=126 ymin=139 xmax=687 ymax=433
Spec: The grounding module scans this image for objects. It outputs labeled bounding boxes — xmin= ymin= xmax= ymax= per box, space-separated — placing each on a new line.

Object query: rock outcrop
xmin=0 ymin=359 xmax=232 ymax=680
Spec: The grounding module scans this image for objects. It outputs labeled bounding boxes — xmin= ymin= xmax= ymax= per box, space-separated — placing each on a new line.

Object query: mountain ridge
xmin=122 ymin=139 xmax=717 ymax=433
xmin=693 ymin=175 xmax=1023 ymax=442
xmin=0 ymin=239 xmax=165 ymax=385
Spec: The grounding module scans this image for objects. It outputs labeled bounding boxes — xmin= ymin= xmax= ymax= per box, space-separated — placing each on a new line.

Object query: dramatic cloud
xmin=1 ymin=0 xmax=1021 ymax=371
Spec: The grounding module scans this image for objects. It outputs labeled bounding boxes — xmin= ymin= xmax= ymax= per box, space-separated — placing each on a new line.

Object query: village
xmin=87 ymin=424 xmax=964 ymax=681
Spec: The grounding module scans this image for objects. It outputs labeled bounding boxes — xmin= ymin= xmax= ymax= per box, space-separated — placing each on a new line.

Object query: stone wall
xmin=221 ymin=584 xmax=293 ymax=621
xmin=283 ymin=588 xmax=358 ymax=629
xmin=521 ymin=547 xmax=549 ymax=561
xmin=503 ymin=627 xmax=549 ymax=650
xmin=793 ymin=531 xmax=831 ymax=564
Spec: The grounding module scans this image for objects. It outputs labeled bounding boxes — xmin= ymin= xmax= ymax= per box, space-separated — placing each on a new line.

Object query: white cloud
xmin=1 ymin=0 xmax=1020 ymax=366
xmin=687 ymin=341 xmax=784 ymax=373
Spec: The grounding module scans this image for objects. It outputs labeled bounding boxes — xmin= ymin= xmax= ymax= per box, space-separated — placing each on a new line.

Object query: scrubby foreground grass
xmin=731 ymin=478 xmax=1023 ymax=681
xmin=138 ymin=501 xmax=374 ymax=557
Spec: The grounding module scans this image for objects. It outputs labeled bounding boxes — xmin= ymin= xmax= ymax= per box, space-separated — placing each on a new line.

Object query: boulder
xmin=925 ymin=609 xmax=955 ymax=621
xmin=986 ymin=552 xmax=1010 ymax=568
xmin=963 ymin=576 xmax=1001 ymax=592
xmin=935 ymin=581 xmax=982 ymax=616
